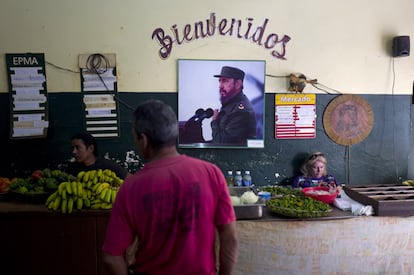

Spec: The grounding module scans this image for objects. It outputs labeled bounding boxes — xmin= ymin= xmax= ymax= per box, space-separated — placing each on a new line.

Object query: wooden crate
xmin=343 ymin=184 xmax=414 ymax=216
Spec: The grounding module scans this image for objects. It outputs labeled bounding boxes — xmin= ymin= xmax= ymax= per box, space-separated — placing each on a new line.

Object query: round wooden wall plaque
xmin=323 ymin=94 xmax=374 ymax=146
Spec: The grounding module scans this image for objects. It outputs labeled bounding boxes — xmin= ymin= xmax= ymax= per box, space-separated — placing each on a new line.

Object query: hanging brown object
xmin=323 ymin=94 xmax=374 ymax=146
xmin=288 ymin=73 xmax=317 ymax=93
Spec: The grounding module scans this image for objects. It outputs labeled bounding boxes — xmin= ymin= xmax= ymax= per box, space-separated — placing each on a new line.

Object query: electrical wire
xmin=85 ymin=53 xmax=111 ymax=91
xmin=46 ymin=61 xmax=79 ymax=73
xmin=84 ymin=53 xmax=135 ymax=111
xmin=266 ymin=73 xmax=343 ymax=95
xmin=86 ymin=53 xmax=109 ymax=75
xmin=310 ymin=82 xmax=343 ymax=95
xmin=265 ymin=74 xmax=287 ymax=78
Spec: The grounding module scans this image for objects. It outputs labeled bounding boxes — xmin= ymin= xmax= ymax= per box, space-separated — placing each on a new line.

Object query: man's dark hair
xmin=132 ymin=99 xmax=178 ymax=149
xmin=71 ymin=133 xmax=99 ymax=157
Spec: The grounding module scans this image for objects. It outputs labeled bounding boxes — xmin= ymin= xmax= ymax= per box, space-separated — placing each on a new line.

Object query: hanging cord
xmin=86 ymin=53 xmax=111 ymax=90
xmin=46 ymin=61 xmax=79 ymax=73
xmin=266 ymin=73 xmax=343 ymax=95
xmin=310 ymin=82 xmax=343 ymax=95
xmin=85 ymin=53 xmax=135 ymax=111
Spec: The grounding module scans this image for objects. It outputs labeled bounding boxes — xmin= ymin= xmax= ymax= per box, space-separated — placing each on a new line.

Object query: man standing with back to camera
xmin=102 ymin=99 xmax=238 ymax=275
xmin=211 ymin=66 xmax=257 ymax=145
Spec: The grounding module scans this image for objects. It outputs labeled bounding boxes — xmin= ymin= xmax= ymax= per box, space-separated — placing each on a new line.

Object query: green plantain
xmin=76 ymin=197 xmax=83 ymax=210
xmin=45 ymin=191 xmax=58 ymax=206
xmin=71 ymin=181 xmax=78 ymax=196
xmin=53 ymin=196 xmax=61 ymax=211
xmin=68 ymin=198 xmax=74 ymax=213
xmin=61 ymin=199 xmax=68 ymax=213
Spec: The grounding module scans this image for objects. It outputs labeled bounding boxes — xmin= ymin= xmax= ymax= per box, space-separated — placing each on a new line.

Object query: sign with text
xmin=6 ymin=53 xmax=49 ymax=139
xmin=79 ymin=53 xmax=120 ymax=138
xmin=275 ymin=94 xmax=316 ymax=139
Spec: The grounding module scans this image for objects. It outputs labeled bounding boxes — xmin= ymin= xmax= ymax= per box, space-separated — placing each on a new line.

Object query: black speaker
xmin=392 ymin=36 xmax=410 ymax=57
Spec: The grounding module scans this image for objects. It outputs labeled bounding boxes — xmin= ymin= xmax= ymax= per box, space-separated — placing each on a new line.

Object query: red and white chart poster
xmin=275 ymin=94 xmax=316 ymax=139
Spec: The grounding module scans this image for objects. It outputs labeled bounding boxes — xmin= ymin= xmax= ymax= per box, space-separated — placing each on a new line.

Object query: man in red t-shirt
xmin=103 ymin=99 xmax=238 ymax=275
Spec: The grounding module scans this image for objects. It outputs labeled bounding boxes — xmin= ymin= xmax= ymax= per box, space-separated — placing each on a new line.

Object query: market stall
xmin=2 ymin=199 xmax=413 ymax=275
xmin=3 ymin=181 xmax=414 ymax=275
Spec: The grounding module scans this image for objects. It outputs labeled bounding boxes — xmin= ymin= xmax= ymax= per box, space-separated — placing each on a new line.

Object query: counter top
xmin=0 ymin=198 xmax=111 ymax=217
xmin=0 ymin=196 xmax=355 ymax=220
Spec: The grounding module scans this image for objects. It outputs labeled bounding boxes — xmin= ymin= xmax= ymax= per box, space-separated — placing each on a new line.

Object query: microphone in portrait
xmin=190 ymin=108 xmax=204 ymax=120
xmin=198 ymin=108 xmax=213 ymax=121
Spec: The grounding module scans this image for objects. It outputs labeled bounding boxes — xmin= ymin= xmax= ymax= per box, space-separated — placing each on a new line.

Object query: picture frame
xmin=178 ymin=59 xmax=265 ymax=148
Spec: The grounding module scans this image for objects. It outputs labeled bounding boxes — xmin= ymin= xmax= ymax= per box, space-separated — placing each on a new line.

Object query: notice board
xmin=5 ymin=53 xmax=49 ymax=139
xmin=275 ymin=93 xmax=316 ymax=139
xmin=79 ymin=53 xmax=120 ymax=138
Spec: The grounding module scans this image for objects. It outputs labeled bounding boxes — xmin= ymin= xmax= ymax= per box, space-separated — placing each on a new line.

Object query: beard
xmin=220 ymin=88 xmax=237 ymax=105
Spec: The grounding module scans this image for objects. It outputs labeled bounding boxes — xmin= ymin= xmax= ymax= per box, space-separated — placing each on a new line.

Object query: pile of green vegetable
xmin=266 ymin=194 xmax=330 ymax=218
xmin=9 ymin=168 xmax=76 ymax=194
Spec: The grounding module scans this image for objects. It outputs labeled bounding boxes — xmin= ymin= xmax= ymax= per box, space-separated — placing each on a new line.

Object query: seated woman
xmin=292 ymin=152 xmax=339 ymax=189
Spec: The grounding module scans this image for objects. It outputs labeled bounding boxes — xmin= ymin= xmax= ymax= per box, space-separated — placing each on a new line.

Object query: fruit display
xmin=45 ymin=169 xmax=124 ymax=213
xmin=0 ymin=177 xmax=13 ymax=193
xmin=402 ymin=180 xmax=414 ymax=186
xmin=9 ymin=169 xmax=76 ymax=194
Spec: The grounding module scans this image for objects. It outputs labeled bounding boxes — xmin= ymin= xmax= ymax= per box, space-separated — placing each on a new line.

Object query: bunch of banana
xmin=45 ymin=180 xmax=87 ymax=213
xmin=89 ymin=185 xmax=119 ymax=210
xmin=45 ymin=169 xmax=123 ymax=213
xmin=402 ymin=180 xmax=414 ymax=186
xmin=77 ymin=168 xmax=123 ymax=188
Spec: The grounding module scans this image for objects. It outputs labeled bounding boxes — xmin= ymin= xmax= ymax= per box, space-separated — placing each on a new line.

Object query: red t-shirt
xmin=103 ymin=155 xmax=236 ymax=275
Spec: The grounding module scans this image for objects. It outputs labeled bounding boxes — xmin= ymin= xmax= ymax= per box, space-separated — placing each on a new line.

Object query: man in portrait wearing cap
xmin=211 ymin=66 xmax=257 ymax=145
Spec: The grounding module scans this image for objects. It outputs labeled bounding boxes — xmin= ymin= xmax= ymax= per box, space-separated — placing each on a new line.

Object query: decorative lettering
xmin=151 ymin=12 xmax=291 ymax=60
xmin=280 ymin=96 xmax=311 ymax=103
xmin=12 ymin=56 xmax=39 ymax=66
xmin=151 ymin=28 xmax=173 ymax=59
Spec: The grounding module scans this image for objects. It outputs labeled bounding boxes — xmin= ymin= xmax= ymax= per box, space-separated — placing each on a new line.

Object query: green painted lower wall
xmin=0 ymin=92 xmax=411 ymax=186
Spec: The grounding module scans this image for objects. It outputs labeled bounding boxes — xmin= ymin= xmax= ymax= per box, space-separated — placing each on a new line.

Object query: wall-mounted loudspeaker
xmin=392 ymin=36 xmax=410 ymax=57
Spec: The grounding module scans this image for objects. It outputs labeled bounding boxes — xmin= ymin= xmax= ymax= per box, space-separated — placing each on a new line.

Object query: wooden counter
xmin=0 ymin=200 xmax=111 ymax=275
xmin=2 ymin=200 xmax=413 ymax=274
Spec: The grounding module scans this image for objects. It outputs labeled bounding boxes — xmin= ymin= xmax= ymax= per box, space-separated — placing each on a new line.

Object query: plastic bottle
xmin=243 ymin=170 xmax=252 ymax=186
xmin=225 ymin=170 xmax=234 ymax=186
xmin=234 ymin=170 xmax=243 ymax=186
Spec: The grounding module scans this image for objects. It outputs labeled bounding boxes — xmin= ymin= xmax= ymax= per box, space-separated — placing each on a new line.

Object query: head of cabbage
xmin=240 ymin=191 xmax=258 ymax=204
xmin=230 ymin=196 xmax=241 ymax=205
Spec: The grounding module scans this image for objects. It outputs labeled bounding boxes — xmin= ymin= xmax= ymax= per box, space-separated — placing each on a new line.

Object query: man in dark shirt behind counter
xmin=65 ymin=133 xmax=130 ymax=179
xmin=211 ymin=66 xmax=257 ymax=145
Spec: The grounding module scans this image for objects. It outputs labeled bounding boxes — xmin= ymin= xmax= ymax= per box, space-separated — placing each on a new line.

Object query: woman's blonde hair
xmin=300 ymin=152 xmax=327 ymax=177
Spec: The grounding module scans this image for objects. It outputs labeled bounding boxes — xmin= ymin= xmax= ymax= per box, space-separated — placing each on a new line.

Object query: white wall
xmin=0 ymin=0 xmax=413 ymax=94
